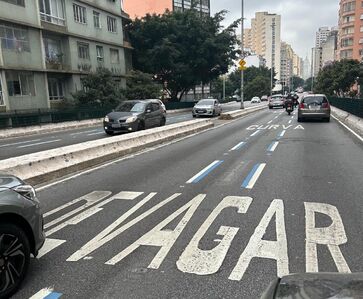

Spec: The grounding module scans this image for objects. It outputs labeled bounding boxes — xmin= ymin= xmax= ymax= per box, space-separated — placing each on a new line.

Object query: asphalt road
xmin=0 ymin=101 xmax=251 ymax=160
xmin=13 ymin=107 xmax=363 ymax=299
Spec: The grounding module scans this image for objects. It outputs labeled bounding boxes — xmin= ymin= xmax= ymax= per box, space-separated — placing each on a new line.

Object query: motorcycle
xmin=285 ymin=101 xmax=294 ymax=115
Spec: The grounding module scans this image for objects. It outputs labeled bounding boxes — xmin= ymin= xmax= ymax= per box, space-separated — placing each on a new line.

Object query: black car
xmin=0 ymin=175 xmax=45 ymax=298
xmin=103 ymin=100 xmax=166 ymax=135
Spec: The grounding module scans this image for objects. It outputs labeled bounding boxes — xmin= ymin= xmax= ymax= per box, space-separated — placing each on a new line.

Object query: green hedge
xmin=328 ymin=97 xmax=363 ymax=118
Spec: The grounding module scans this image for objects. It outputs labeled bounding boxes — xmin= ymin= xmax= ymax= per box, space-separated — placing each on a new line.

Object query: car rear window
xmin=303 ymin=96 xmax=327 ymax=105
xmin=198 ymin=100 xmax=214 ymax=105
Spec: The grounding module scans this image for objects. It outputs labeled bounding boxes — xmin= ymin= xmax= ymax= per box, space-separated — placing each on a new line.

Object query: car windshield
xmin=115 ymin=102 xmax=146 ymax=112
xmin=197 ymin=100 xmax=214 ymax=105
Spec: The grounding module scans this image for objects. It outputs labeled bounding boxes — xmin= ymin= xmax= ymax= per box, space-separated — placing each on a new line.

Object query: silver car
xmin=268 ymin=94 xmax=285 ymax=109
xmin=0 ymin=174 xmax=45 ymax=298
xmin=192 ymin=99 xmax=222 ymax=117
xmin=298 ymin=94 xmax=331 ymax=122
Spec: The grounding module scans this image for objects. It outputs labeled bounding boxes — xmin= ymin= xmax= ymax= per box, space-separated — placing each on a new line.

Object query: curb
xmin=219 ymin=105 xmax=267 ymax=120
xmin=331 ymin=106 xmax=363 ymax=137
xmin=0 ymin=119 xmax=213 ymax=185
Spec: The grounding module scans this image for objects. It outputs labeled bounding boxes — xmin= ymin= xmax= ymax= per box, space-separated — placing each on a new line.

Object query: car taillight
xmin=322 ymin=102 xmax=330 ymax=108
xmin=299 ymin=103 xmax=305 ymax=109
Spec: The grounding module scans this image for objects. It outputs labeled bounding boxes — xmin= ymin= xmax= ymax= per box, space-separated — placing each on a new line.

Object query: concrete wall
xmin=0 ymin=1 xmax=39 ymax=26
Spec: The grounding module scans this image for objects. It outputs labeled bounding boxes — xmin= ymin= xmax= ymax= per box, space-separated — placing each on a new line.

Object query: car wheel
xmin=325 ymin=117 xmax=330 ymax=122
xmin=137 ymin=121 xmax=145 ymax=131
xmin=298 ymin=117 xmax=303 ymax=122
xmin=105 ymin=130 xmax=114 ymax=136
xmin=0 ymin=224 xmax=30 ymax=299
xmin=192 ymin=114 xmax=196 ymax=118
xmin=160 ymin=117 xmax=166 ymax=126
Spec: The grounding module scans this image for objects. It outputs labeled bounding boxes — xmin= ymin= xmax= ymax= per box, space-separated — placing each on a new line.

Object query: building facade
xmin=123 ymin=0 xmax=210 ymax=19
xmin=0 ymin=0 xmax=131 ymax=111
xmin=338 ymin=0 xmax=363 ymax=60
xmin=244 ymin=12 xmax=281 ymax=80
xmin=316 ymin=26 xmax=331 ymax=47
xmin=313 ymin=28 xmax=338 ymax=76
xmin=280 ymin=42 xmax=294 ymax=91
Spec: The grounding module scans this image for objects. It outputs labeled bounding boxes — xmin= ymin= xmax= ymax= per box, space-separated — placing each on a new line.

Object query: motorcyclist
xmin=285 ymin=93 xmax=294 ymax=112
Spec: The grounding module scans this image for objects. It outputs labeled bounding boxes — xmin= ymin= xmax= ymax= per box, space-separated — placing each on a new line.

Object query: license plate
xmin=112 ymin=124 xmax=121 ymax=128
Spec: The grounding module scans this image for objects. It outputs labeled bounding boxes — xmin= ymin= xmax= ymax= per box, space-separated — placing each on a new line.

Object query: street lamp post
xmin=270 ymin=23 xmax=276 ymax=96
xmin=240 ymin=0 xmax=245 ymax=109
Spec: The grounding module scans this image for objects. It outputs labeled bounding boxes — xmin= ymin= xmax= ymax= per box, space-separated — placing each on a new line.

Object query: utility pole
xmin=270 ymin=23 xmax=276 ymax=96
xmin=223 ymin=75 xmax=226 ymax=102
xmin=240 ymin=0 xmax=245 ymax=109
xmin=311 ymin=47 xmax=315 ymax=92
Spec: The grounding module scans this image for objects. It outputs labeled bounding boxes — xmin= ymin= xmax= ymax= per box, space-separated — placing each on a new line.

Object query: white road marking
xmin=291 ymin=116 xmax=294 ymax=119
xmin=332 ymin=115 xmax=363 ymax=142
xmin=87 ymin=131 xmax=105 ymax=136
xmin=241 ymin=163 xmax=266 ymax=189
xmin=17 ymin=139 xmax=62 ymax=148
xmin=230 ymin=141 xmax=245 ymax=151
xmin=267 ymin=120 xmax=273 ymax=124
xmin=305 ymin=202 xmax=351 ymax=273
xmin=106 ymin=194 xmax=206 ymax=267
xmin=267 ymin=141 xmax=279 ymax=152
xmin=37 ymin=238 xmax=66 ymax=258
xmin=70 ymin=129 xmax=99 ymax=136
xmin=67 ymin=193 xmax=181 ymax=262
xmin=29 ymin=288 xmax=53 ymax=299
xmin=177 ymin=196 xmax=252 ymax=275
xmin=288 ymin=120 xmax=292 ymax=124
xmin=0 ymin=139 xmax=42 ymax=148
xmin=278 ymin=130 xmax=286 ymax=138
xmin=229 ymin=199 xmax=289 ymax=281
xmin=250 ymin=130 xmax=261 ymax=137
xmin=186 ymin=160 xmax=223 ymax=184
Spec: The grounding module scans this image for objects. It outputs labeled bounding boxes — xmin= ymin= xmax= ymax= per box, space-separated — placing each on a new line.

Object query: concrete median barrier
xmin=219 ymin=104 xmax=267 ymax=120
xmin=331 ymin=106 xmax=363 ymax=137
xmin=0 ymin=119 xmax=213 ymax=185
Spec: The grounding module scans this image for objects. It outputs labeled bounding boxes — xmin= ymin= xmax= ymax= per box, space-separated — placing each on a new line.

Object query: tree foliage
xmin=315 ymin=59 xmax=361 ymax=95
xmin=72 ymin=68 xmax=123 ymax=107
xmin=291 ymin=76 xmax=304 ymax=89
xmin=123 ymin=70 xmax=162 ymax=100
xmin=128 ymin=9 xmax=240 ymax=101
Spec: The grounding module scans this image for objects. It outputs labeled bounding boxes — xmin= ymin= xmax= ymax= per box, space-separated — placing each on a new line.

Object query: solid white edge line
xmin=29 ymin=288 xmax=53 ymax=299
xmin=331 ymin=115 xmax=363 ymax=142
xmin=17 ymin=139 xmax=62 ymax=148
xmin=246 ymin=163 xmax=266 ymax=189
xmin=36 ymin=109 xmax=268 ymax=191
xmin=186 ymin=160 xmax=221 ymax=183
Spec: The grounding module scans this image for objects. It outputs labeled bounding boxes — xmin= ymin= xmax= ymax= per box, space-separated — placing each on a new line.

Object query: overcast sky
xmin=211 ymin=0 xmax=339 ymax=58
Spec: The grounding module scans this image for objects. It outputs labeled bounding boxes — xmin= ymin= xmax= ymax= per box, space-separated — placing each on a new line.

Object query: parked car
xmin=251 ymin=97 xmax=261 ymax=103
xmin=268 ymin=94 xmax=285 ymax=109
xmin=298 ymin=94 xmax=331 ymax=122
xmin=0 ymin=174 xmax=45 ymax=298
xmin=261 ymin=95 xmax=269 ymax=101
xmin=192 ymin=99 xmax=222 ymax=117
xmin=103 ymin=100 xmax=166 ymax=135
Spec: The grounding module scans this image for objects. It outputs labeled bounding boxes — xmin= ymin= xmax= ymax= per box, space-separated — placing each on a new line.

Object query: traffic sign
xmin=239 ymin=59 xmax=247 ymax=71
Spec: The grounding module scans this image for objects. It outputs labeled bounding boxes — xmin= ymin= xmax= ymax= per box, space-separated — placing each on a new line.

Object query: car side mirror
xmin=146 ymin=109 xmax=151 ymax=113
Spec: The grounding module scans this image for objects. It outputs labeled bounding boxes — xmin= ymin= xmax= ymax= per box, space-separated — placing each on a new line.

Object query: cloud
xmin=211 ymin=0 xmax=339 ymax=57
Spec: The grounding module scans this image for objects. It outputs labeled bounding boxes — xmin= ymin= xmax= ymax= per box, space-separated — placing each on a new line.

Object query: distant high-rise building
xmin=316 ymin=27 xmax=331 ymax=48
xmin=280 ymin=42 xmax=294 ymax=91
xmin=302 ymin=56 xmax=311 ymax=80
xmin=313 ymin=28 xmax=338 ymax=76
xmin=123 ymin=0 xmax=210 ymax=19
xmin=243 ymin=12 xmax=281 ymax=80
xmin=338 ymin=0 xmax=363 ymax=60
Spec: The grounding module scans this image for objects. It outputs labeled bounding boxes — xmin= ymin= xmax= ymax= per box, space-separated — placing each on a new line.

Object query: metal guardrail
xmin=328 ymin=97 xmax=363 ymax=118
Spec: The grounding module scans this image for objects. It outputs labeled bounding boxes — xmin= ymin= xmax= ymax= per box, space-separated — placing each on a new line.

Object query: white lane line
xmin=267 ymin=120 xmax=273 ymax=124
xmin=267 ymin=141 xmax=279 ymax=152
xmin=70 ymin=129 xmax=99 ymax=136
xmin=186 ymin=160 xmax=223 ymax=184
xmin=230 ymin=141 xmax=246 ymax=151
xmin=274 ymin=116 xmax=278 ymax=119
xmin=331 ymin=115 xmax=363 ymax=142
xmin=17 ymin=139 xmax=62 ymax=148
xmin=250 ymin=130 xmax=261 ymax=137
xmin=0 ymin=139 xmax=42 ymax=148
xmin=288 ymin=120 xmax=292 ymax=124
xmin=87 ymin=131 xmax=105 ymax=136
xmin=278 ymin=130 xmax=286 ymax=138
xmin=291 ymin=116 xmax=294 ymax=119
xmin=241 ymin=163 xmax=266 ymax=189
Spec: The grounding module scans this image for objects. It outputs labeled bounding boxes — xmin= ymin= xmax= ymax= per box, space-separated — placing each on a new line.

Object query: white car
xmin=251 ymin=97 xmax=261 ymax=103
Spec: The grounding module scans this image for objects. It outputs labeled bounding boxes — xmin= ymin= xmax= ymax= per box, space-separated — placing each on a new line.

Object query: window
xmin=343 ymin=15 xmax=355 ymax=23
xmin=93 ymin=11 xmax=101 ymax=28
xmin=0 ymin=22 xmax=30 ymax=52
xmin=39 ymin=0 xmax=65 ymax=26
xmin=107 ymin=16 xmax=117 ymax=32
xmin=341 ymin=37 xmax=353 ymax=47
xmin=6 ymin=71 xmax=35 ymax=96
xmin=44 ymin=37 xmax=62 ymax=63
xmin=73 ymin=4 xmax=86 ymax=24
xmin=48 ymin=77 xmax=65 ymax=100
xmin=110 ymin=48 xmax=119 ymax=63
xmin=151 ymin=103 xmax=160 ymax=112
xmin=96 ymin=45 xmax=104 ymax=62
xmin=342 ymin=1 xmax=355 ymax=12
xmin=78 ymin=42 xmax=89 ymax=59
xmin=0 ymin=0 xmax=24 ymax=6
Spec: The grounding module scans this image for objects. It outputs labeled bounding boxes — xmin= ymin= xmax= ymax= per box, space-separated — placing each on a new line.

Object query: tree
xmin=128 ymin=9 xmax=240 ymax=101
xmin=304 ymin=77 xmax=313 ymax=91
xmin=244 ymin=76 xmax=271 ymax=101
xmin=315 ymin=59 xmax=361 ymax=95
xmin=72 ymin=68 xmax=123 ymax=107
xmin=210 ymin=76 xmax=234 ymax=100
xmin=291 ymin=76 xmax=304 ymax=90
xmin=123 ymin=71 xmax=162 ymax=100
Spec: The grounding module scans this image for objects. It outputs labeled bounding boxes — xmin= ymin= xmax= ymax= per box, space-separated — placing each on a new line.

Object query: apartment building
xmin=338 ymin=0 xmax=363 ymax=60
xmin=244 ymin=12 xmax=281 ymax=80
xmin=313 ymin=28 xmax=338 ymax=76
xmin=280 ymin=42 xmax=294 ymax=91
xmin=0 ymin=0 xmax=132 ymax=111
xmin=123 ymin=0 xmax=210 ymax=19
xmin=292 ymin=54 xmax=303 ymax=78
